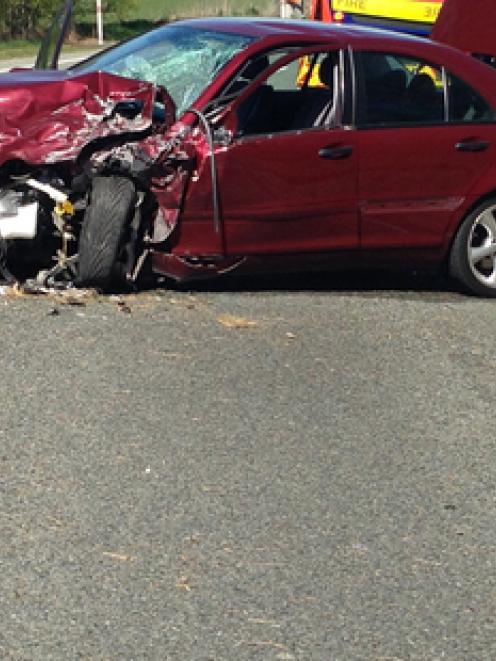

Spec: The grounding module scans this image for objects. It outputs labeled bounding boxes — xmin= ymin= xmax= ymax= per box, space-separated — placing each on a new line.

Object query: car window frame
xmin=353 ymin=48 xmax=448 ymax=130
xmin=352 ymin=47 xmax=496 ymax=130
xmin=203 ymin=44 xmax=351 ymax=140
xmin=445 ymin=71 xmax=496 ymax=124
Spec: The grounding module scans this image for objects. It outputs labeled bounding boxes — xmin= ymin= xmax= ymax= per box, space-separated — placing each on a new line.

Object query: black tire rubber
xmin=449 ymin=198 xmax=496 ymax=298
xmin=77 ymin=176 xmax=137 ymax=290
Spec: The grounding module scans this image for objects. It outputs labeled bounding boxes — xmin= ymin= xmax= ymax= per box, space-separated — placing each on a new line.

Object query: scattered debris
xmin=247 ymin=618 xmax=282 ymax=628
xmin=237 ymin=640 xmax=289 ymax=651
xmin=60 ymin=293 xmax=87 ymax=307
xmin=18 ymin=280 xmax=96 ymax=302
xmin=201 ymin=485 xmax=225 ymax=494
xmin=102 ymin=551 xmax=135 ymax=562
xmin=176 ymin=576 xmax=193 ymax=591
xmin=117 ymin=300 xmax=132 ymax=313
xmin=217 ymin=313 xmax=258 ymax=329
xmin=352 ymin=543 xmax=369 ymax=553
xmin=184 ymin=534 xmax=201 ymax=546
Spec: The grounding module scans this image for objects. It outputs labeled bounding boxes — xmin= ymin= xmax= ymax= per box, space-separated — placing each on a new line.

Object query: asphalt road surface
xmin=0 ymin=270 xmax=494 ymax=659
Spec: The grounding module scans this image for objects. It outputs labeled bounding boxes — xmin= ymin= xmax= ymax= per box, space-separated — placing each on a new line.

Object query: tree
xmin=0 ymin=0 xmax=60 ymax=38
xmin=0 ymin=0 xmax=137 ymax=40
xmin=73 ymin=0 xmax=137 ymax=24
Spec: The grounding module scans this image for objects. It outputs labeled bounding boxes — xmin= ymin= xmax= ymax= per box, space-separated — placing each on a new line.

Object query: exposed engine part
xmin=130 ymin=248 xmax=151 ymax=283
xmin=26 ymin=178 xmax=68 ymax=204
xmin=0 ymin=236 xmax=15 ymax=283
xmin=30 ymin=253 xmax=79 ymax=289
xmin=0 ymin=190 xmax=23 ymax=216
xmin=0 ymin=201 xmax=38 ymax=240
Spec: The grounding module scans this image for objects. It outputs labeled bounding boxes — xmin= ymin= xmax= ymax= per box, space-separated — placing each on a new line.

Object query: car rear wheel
xmin=449 ymin=199 xmax=496 ymax=297
xmin=77 ymin=176 xmax=138 ymax=291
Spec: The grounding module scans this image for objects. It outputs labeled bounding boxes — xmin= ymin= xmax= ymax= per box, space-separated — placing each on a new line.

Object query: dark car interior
xmin=358 ymin=51 xmax=494 ymax=126
xmin=235 ymin=52 xmax=337 ymax=135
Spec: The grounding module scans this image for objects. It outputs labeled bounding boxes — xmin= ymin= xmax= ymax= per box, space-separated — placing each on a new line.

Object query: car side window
xmin=235 ymin=51 xmax=340 ymax=137
xmin=357 ymin=51 xmax=444 ymax=127
xmin=447 ymin=74 xmax=495 ymax=123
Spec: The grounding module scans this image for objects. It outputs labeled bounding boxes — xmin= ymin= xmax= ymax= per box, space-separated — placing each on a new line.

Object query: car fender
xmin=0 ymin=71 xmax=171 ymax=167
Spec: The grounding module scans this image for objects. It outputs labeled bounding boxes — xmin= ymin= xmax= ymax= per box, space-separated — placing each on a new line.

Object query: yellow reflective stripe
xmin=332 ymin=0 xmax=442 ymax=23
xmin=296 ymin=57 xmax=325 ymax=87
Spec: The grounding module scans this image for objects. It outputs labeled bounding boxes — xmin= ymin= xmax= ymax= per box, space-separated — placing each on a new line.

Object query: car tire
xmin=449 ymin=198 xmax=496 ymax=297
xmin=77 ymin=176 xmax=137 ymax=291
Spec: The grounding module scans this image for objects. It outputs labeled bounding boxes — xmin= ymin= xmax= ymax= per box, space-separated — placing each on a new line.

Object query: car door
xmin=35 ymin=0 xmax=73 ymax=69
xmin=355 ymin=50 xmax=496 ymax=249
xmin=187 ymin=48 xmax=359 ymax=256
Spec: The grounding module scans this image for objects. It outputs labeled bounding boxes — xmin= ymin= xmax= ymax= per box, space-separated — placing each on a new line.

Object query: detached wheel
xmin=449 ymin=199 xmax=496 ymax=297
xmin=77 ymin=176 xmax=137 ymax=290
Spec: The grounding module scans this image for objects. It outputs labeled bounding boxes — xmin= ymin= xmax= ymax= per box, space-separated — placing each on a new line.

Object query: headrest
xmin=242 ymin=56 xmax=269 ymax=80
xmin=408 ymin=73 xmax=436 ymax=96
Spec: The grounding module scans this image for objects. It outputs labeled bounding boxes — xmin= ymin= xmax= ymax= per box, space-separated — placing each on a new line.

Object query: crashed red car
xmin=3 ymin=2 xmax=496 ymax=296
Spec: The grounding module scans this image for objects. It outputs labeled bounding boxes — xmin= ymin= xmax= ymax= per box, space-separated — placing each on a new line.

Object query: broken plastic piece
xmin=0 ymin=202 xmax=38 ymax=239
xmin=26 ymin=178 xmax=67 ymax=204
xmin=54 ymin=200 xmax=75 ymax=217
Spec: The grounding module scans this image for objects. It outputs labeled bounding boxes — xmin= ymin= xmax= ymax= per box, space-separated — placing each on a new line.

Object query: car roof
xmin=172 ymin=17 xmax=425 ymax=45
xmin=170 ymin=18 xmax=493 ymax=72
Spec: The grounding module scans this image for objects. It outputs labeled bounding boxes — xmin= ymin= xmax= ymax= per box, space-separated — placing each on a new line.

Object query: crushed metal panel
xmin=0 ymin=71 xmax=171 ymax=166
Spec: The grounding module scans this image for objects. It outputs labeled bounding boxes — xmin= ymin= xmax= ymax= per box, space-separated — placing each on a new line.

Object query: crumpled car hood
xmin=431 ymin=0 xmax=496 ymax=58
xmin=0 ymin=69 xmax=172 ymax=166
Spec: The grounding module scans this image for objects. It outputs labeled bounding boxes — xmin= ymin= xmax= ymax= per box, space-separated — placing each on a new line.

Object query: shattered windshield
xmin=73 ymin=25 xmax=255 ymax=116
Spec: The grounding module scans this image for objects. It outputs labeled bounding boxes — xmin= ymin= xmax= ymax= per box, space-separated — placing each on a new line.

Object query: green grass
xmin=0 ymin=41 xmax=37 ymax=60
xmin=125 ymin=0 xmax=277 ymax=21
xmin=0 ymin=40 xmax=105 ymax=60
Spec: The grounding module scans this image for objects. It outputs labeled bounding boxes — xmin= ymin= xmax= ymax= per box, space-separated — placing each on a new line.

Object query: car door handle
xmin=318 ymin=145 xmax=353 ymax=160
xmin=455 ymin=140 xmax=490 ymax=152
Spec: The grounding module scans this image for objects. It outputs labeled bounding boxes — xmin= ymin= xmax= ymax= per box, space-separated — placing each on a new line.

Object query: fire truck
xmin=307 ymin=0 xmax=443 ymax=36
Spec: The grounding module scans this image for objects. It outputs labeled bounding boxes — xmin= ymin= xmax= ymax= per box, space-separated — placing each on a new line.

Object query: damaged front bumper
xmin=0 ymin=69 xmax=207 ymax=288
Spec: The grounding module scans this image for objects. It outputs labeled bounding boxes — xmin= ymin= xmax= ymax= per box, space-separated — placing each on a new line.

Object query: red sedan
xmin=2 ymin=4 xmax=496 ymax=296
